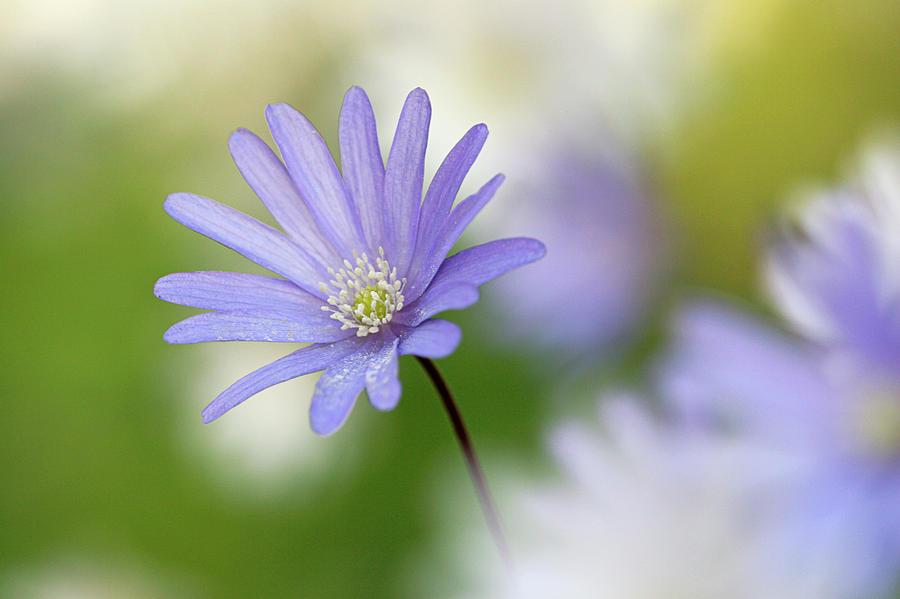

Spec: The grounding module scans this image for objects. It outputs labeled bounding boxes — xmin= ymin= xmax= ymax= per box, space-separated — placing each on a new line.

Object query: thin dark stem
xmin=416 ymin=356 xmax=512 ymax=568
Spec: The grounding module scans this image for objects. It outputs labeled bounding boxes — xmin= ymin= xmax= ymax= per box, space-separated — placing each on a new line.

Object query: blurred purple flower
xmin=491 ymin=143 xmax=661 ymax=356
xmin=660 ymin=145 xmax=900 ymax=598
xmin=767 ymin=145 xmax=900 ymax=374
xmin=155 ymin=87 xmax=544 ymax=435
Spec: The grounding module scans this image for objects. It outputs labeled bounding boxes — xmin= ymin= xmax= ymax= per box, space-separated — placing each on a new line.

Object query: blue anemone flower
xmin=154 ymin=87 xmax=545 ymax=435
xmin=660 ymin=145 xmax=900 ymax=598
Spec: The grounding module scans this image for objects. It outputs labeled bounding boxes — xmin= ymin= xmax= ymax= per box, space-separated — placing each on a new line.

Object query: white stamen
xmin=319 ymin=247 xmax=405 ymax=337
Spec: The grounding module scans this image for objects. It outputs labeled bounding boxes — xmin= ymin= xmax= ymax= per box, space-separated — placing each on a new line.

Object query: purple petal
xmin=163 ymin=309 xmax=348 ymax=344
xmin=424 ymin=237 xmax=546 ymax=292
xmin=339 ymin=87 xmax=385 ymax=252
xmin=413 ymin=123 xmax=488 ymax=267
xmin=164 ymin=193 xmax=327 ymax=297
xmin=397 ymin=319 xmax=462 ymax=358
xmin=201 ymin=336 xmax=364 ymax=423
xmin=769 ymin=204 xmax=900 ymax=371
xmin=309 ymin=339 xmax=377 ymax=435
xmin=154 ymin=271 xmax=325 ymax=313
xmin=384 ymin=88 xmax=431 ymax=276
xmin=394 ymin=282 xmax=479 ymax=327
xmin=228 ymin=128 xmax=340 ymax=268
xmin=405 ymin=174 xmax=505 ymax=301
xmin=660 ymin=301 xmax=837 ymax=448
xmin=265 ymin=103 xmax=364 ymax=258
xmin=365 ymin=335 xmax=401 ymax=411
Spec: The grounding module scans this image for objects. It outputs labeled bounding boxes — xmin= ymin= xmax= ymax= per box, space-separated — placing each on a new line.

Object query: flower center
xmin=353 ymin=285 xmax=391 ymax=321
xmin=851 ymin=389 xmax=900 ymax=458
xmin=319 ymin=247 xmax=405 ymax=337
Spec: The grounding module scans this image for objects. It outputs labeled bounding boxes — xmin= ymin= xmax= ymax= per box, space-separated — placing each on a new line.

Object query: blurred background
xmin=2 ymin=0 xmax=899 ymax=597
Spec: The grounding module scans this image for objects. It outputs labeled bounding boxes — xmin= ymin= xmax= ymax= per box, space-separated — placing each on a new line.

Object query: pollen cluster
xmin=320 ymin=247 xmax=405 ymax=337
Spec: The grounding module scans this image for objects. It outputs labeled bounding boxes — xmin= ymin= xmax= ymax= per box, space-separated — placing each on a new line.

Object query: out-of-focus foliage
xmin=662 ymin=0 xmax=900 ymax=296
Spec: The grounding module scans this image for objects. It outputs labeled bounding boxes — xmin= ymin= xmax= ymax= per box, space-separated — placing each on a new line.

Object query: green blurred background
xmin=1 ymin=0 xmax=898 ymax=596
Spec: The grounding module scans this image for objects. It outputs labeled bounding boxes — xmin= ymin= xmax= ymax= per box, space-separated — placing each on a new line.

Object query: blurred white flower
xmin=439 ymin=397 xmax=780 ymax=599
xmin=0 ymin=0 xmax=369 ymax=116
xmin=355 ymin=0 xmax=713 ymax=147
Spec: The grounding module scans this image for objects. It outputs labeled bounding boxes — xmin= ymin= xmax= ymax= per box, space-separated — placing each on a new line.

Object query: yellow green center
xmin=319 ymin=247 xmax=405 ymax=337
xmin=854 ymin=391 xmax=900 ymax=456
xmin=353 ymin=285 xmax=390 ymax=321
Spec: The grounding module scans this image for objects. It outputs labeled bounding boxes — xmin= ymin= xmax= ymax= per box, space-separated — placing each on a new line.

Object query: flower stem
xmin=416 ymin=356 xmax=512 ymax=568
